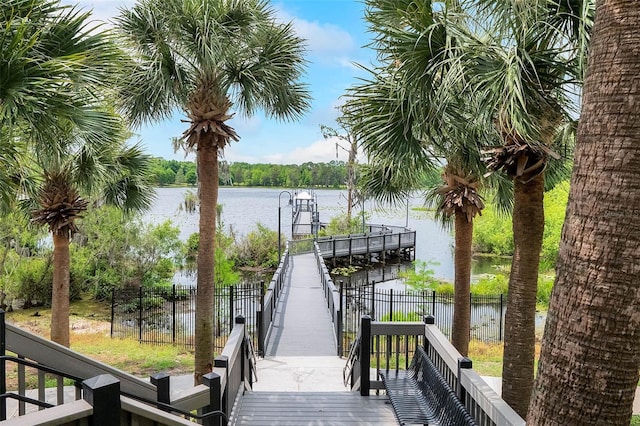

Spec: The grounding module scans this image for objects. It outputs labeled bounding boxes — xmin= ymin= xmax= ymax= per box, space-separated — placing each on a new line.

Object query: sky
xmin=65 ymin=0 xmax=373 ymax=164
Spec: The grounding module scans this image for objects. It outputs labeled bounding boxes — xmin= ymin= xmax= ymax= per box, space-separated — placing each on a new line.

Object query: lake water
xmin=143 ymin=187 xmax=507 ymax=282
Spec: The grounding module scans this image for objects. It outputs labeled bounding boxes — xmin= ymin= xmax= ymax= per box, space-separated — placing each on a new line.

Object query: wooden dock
xmin=315 ymin=226 xmax=415 ymax=263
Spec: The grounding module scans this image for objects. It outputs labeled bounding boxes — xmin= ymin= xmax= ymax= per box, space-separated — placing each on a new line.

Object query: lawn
xmin=3 ymin=298 xmax=194 ymax=389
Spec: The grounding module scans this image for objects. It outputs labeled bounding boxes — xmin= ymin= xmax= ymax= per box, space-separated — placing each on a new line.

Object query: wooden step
xmin=233 ymin=391 xmax=398 ymax=426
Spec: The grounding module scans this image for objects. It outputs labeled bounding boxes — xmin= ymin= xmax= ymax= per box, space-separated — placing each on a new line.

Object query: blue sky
xmin=66 ymin=0 xmax=373 ymax=164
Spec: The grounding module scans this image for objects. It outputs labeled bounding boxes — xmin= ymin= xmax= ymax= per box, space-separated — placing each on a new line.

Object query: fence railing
xmin=314 ymin=243 xmax=506 ymax=357
xmin=1 ymin=310 xmax=252 ymax=425
xmin=257 ymin=248 xmax=290 ymax=356
xmin=351 ymin=316 xmax=525 ymax=426
xmin=315 ymin=227 xmax=416 ymax=261
xmin=110 ymin=246 xmax=291 ymax=357
xmin=339 ymin=285 xmax=506 ymax=356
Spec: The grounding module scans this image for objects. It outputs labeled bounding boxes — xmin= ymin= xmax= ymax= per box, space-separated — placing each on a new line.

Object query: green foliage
xmin=473 ymin=182 xmax=569 ymax=270
xmin=399 ymin=260 xmax=442 ymax=291
xmin=228 ymin=161 xmax=346 ymax=188
xmin=473 ymin=209 xmax=514 ymax=256
xmin=472 ymin=274 xmax=509 ymax=295
xmin=71 ymin=206 xmax=183 ymax=300
xmin=540 ymin=182 xmax=569 ymax=270
xmin=537 ymin=275 xmax=555 ymax=307
xmin=232 ymin=224 xmax=280 ymax=269
xmin=379 ymin=311 xmax=421 ymax=321
xmin=6 ymin=257 xmax=53 ymax=307
xmin=149 ymin=158 xmax=197 ymax=187
xmin=319 ymin=213 xmax=366 ymax=236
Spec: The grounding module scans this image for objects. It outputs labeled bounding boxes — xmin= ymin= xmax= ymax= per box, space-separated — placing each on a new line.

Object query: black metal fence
xmin=339 ymin=282 xmax=505 ymax=357
xmin=110 ymin=282 xmax=265 ymax=353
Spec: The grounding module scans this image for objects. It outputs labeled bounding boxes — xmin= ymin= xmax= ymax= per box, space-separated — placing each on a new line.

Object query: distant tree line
xmin=150 ymin=157 xmax=348 ymax=188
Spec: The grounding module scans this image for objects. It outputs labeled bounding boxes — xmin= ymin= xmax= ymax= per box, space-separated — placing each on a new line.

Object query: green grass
xmin=630 ymin=415 xmax=640 ymax=426
xmin=3 ymin=298 xmax=194 ymax=390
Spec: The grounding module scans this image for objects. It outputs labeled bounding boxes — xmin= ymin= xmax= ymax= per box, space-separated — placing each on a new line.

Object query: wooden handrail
xmin=5 ymin=322 xmax=156 ymax=400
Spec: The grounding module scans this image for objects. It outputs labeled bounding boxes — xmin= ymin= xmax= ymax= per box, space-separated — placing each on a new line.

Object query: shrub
xmin=399 ymin=260 xmax=441 ymax=291
xmin=232 ymin=223 xmax=279 ymax=268
xmin=319 ymin=213 xmax=366 ymax=236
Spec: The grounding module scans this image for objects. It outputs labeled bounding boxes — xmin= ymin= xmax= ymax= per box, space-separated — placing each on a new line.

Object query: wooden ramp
xmin=233 ymin=392 xmax=396 ymax=426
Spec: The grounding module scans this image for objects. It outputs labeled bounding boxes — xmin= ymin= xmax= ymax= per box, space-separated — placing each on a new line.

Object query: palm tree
xmin=344 ymin=0 xmax=493 ymax=357
xmin=527 ymin=0 xmax=640 ymax=423
xmin=115 ymin=0 xmax=310 ymax=383
xmin=24 ymin=116 xmax=154 ymax=347
xmin=348 ymin=1 xmax=591 ymax=414
xmin=0 ymin=0 xmax=122 ymax=209
xmin=0 ymin=0 xmax=148 ymax=346
xmin=440 ymin=1 xmax=593 ymax=414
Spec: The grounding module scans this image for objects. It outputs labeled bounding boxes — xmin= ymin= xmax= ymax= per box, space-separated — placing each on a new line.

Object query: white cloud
xmin=269 ymin=137 xmax=346 ymax=164
xmin=275 ymin=8 xmax=355 ymax=59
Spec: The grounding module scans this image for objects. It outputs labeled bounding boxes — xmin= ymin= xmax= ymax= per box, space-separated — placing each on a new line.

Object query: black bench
xmin=378 ymin=346 xmax=477 ymax=426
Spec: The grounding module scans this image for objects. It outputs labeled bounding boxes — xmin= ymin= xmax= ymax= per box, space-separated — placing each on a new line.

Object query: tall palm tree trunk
xmin=194 ymin=143 xmax=218 ymax=384
xmin=452 ymin=210 xmax=473 ymax=356
xmin=502 ymin=173 xmax=544 ymax=417
xmin=527 ymin=1 xmax=640 ymax=423
xmin=51 ymin=233 xmax=70 ymax=347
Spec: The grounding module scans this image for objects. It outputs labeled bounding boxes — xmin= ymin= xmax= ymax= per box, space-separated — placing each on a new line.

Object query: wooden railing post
xmin=203 ymin=372 xmax=222 ymax=426
xmin=457 ymin=357 xmax=473 ymax=404
xmin=150 ymin=372 xmax=170 ymax=407
xmin=360 ymin=315 xmax=372 ymax=396
xmin=424 ymin=315 xmax=435 ymax=349
xmin=214 ymin=355 xmax=229 ymax=419
xmin=83 ymin=374 xmax=121 ymax=426
xmin=337 ymin=281 xmax=344 ymax=356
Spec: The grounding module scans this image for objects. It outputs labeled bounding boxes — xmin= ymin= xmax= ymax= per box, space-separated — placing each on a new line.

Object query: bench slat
xmin=379 ymin=346 xmax=477 ymax=426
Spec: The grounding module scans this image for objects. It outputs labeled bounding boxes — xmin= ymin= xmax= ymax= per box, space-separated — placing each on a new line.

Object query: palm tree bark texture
xmin=51 ymin=233 xmax=71 ymax=347
xmin=452 ymin=210 xmax=473 ymax=356
xmin=527 ymin=1 xmax=640 ymax=424
xmin=502 ymin=172 xmax=545 ymax=417
xmin=195 ymin=143 xmax=219 ymax=383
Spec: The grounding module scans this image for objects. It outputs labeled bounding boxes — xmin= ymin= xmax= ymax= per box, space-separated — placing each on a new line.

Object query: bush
xmin=232 ymin=223 xmax=279 ymax=268
xmin=472 ymin=274 xmax=509 ymax=295
xmin=380 ymin=311 xmax=422 ymax=321
xmin=319 ymin=213 xmax=366 ymax=236
xmin=473 ymin=209 xmax=513 ymax=256
xmin=399 ymin=260 xmax=441 ymax=291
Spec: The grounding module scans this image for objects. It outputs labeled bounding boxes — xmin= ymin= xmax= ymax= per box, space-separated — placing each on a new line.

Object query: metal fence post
xmin=371 ymin=281 xmax=376 ymax=320
xmin=431 ymin=290 xmax=436 ymax=317
xmin=172 ymin=285 xmax=177 ymax=344
xmin=110 ymin=288 xmax=115 ymax=338
xmin=0 ymin=310 xmax=6 ymax=421
xmin=499 ymin=294 xmax=504 ymax=341
xmin=83 ymin=374 xmax=121 ymax=426
xmin=138 ymin=286 xmax=143 ymax=342
xmin=229 ymin=286 xmax=235 ymax=335
xmin=213 ymin=356 xmax=229 ymax=421
xmin=457 ymin=357 xmax=473 ymax=403
xmin=360 ymin=315 xmax=372 ymax=396
xmin=338 ymin=281 xmax=344 ymax=356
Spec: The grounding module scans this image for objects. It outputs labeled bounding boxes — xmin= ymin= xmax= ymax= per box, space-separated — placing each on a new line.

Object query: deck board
xmin=233 ymin=392 xmax=397 ymax=426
